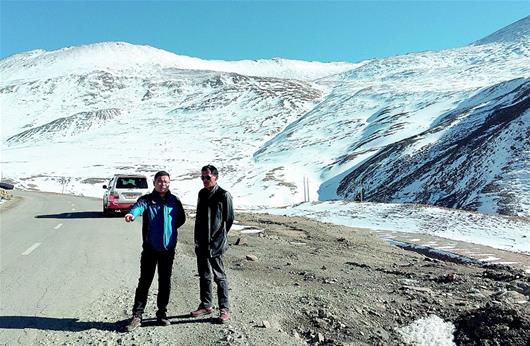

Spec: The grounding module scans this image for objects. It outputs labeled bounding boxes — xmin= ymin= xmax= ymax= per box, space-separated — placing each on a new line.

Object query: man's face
xmin=200 ymin=169 xmax=218 ymax=190
xmin=154 ymin=175 xmax=170 ymax=194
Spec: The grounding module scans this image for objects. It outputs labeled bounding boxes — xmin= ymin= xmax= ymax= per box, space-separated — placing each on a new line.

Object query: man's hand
xmin=124 ymin=214 xmax=135 ymax=222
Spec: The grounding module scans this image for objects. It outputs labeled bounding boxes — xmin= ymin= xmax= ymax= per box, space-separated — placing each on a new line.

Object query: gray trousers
xmin=197 ymin=255 xmax=229 ymax=310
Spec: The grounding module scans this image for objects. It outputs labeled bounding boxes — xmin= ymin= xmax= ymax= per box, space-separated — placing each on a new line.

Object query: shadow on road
xmin=35 ymin=211 xmax=105 ymax=219
xmin=141 ymin=314 xmax=217 ymax=327
xmin=0 ymin=316 xmax=124 ymax=332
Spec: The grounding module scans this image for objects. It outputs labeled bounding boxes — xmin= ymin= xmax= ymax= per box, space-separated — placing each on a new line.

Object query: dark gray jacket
xmin=194 ymin=185 xmax=234 ymax=257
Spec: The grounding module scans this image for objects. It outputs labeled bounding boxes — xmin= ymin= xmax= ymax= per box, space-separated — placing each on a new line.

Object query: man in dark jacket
xmin=123 ymin=171 xmax=186 ymax=331
xmin=190 ymin=164 xmax=234 ymax=323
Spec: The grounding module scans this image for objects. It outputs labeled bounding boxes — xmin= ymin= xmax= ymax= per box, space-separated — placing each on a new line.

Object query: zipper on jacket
xmin=207 ymin=204 xmax=211 ymax=257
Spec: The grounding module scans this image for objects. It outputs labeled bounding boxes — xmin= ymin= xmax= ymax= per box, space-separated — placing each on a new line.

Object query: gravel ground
xmin=36 ymin=212 xmax=530 ymax=345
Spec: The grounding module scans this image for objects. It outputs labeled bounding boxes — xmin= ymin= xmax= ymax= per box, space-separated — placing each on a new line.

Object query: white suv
xmin=102 ymin=174 xmax=149 ymax=215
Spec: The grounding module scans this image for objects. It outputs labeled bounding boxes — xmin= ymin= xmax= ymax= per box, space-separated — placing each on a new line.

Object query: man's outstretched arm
xmin=124 ymin=198 xmax=147 ymax=222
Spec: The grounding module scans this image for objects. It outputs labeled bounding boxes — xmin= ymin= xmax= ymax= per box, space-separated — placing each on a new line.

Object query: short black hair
xmin=201 ymin=164 xmax=218 ymax=176
xmin=154 ymin=171 xmax=170 ymax=180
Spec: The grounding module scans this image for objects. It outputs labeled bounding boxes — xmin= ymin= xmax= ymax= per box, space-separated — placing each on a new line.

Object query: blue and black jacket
xmin=129 ymin=190 xmax=186 ymax=251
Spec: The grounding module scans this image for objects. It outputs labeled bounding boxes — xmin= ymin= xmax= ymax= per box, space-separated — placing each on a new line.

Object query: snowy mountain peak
xmin=0 ymin=42 xmax=357 ymax=84
xmin=473 ymin=15 xmax=530 ymax=45
xmin=0 ymin=42 xmax=185 ymax=83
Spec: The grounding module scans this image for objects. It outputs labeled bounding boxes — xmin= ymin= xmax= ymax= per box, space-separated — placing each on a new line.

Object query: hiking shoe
xmin=125 ymin=315 xmax=141 ymax=332
xmin=190 ymin=306 xmax=213 ymax=317
xmin=157 ymin=315 xmax=171 ymax=326
xmin=218 ymin=309 xmax=230 ymax=324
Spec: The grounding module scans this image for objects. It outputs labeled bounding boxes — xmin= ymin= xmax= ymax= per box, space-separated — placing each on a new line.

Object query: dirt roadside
xmin=39 ymin=211 xmax=530 ymax=346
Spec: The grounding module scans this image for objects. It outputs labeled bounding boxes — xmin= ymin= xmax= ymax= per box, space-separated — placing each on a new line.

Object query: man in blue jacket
xmin=124 ymin=171 xmax=186 ymax=332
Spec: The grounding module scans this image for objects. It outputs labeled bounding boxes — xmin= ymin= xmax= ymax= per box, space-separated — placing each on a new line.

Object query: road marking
xmin=71 ymin=208 xmax=76 ymax=211
xmin=22 ymin=243 xmax=41 ymax=256
xmin=54 ymin=223 xmax=63 ymax=230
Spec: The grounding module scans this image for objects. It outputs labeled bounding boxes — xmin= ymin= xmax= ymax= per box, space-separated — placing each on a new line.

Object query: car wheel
xmin=103 ymin=205 xmax=109 ymax=216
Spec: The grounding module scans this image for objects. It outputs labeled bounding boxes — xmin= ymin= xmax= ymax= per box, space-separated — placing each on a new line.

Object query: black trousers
xmin=197 ymin=255 xmax=229 ymax=310
xmin=132 ymin=245 xmax=175 ymax=317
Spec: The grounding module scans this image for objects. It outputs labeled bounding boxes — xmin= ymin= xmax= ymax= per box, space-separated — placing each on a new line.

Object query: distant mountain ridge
xmin=1 ymin=17 xmax=529 ymax=216
xmin=0 ymin=42 xmax=358 ymax=83
xmin=6 ymin=108 xmax=122 ymax=145
xmin=473 ymin=15 xmax=530 ymax=45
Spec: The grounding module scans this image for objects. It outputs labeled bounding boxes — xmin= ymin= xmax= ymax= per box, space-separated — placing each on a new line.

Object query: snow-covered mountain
xmin=473 ymin=15 xmax=530 ymax=45
xmin=1 ymin=16 xmax=529 ymax=216
xmin=0 ymin=42 xmax=358 ymax=83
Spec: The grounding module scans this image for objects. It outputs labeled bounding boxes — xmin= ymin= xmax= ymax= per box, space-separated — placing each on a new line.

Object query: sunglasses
xmin=200 ymin=175 xmax=213 ymax=181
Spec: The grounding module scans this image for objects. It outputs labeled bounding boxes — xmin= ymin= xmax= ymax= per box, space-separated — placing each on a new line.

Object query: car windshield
xmin=116 ymin=177 xmax=148 ymax=189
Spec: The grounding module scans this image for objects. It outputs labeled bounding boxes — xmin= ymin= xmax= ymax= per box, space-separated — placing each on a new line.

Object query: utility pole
xmin=360 ymin=179 xmax=364 ymax=202
xmin=303 ymin=176 xmax=310 ymax=203
xmin=303 ymin=176 xmax=307 ymax=202
xmin=306 ymin=177 xmax=310 ymax=202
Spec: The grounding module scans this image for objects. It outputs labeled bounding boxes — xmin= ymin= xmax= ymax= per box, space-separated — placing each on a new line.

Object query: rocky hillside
xmin=336 ymin=78 xmax=530 ymax=215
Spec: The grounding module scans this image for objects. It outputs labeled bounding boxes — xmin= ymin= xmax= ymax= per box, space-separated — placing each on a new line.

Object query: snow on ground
xmin=397 ymin=315 xmax=455 ymax=346
xmin=264 ymin=200 xmax=530 ymax=254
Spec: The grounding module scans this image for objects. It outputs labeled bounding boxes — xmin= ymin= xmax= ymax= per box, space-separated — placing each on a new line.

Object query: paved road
xmin=0 ymin=190 xmax=180 ymax=345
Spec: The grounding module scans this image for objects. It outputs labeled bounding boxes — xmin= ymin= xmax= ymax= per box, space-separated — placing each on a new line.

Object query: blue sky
xmin=1 ymin=1 xmax=528 ymax=62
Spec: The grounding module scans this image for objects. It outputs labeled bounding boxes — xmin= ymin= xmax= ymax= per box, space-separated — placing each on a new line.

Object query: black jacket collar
xmin=150 ymin=189 xmax=172 ymax=202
